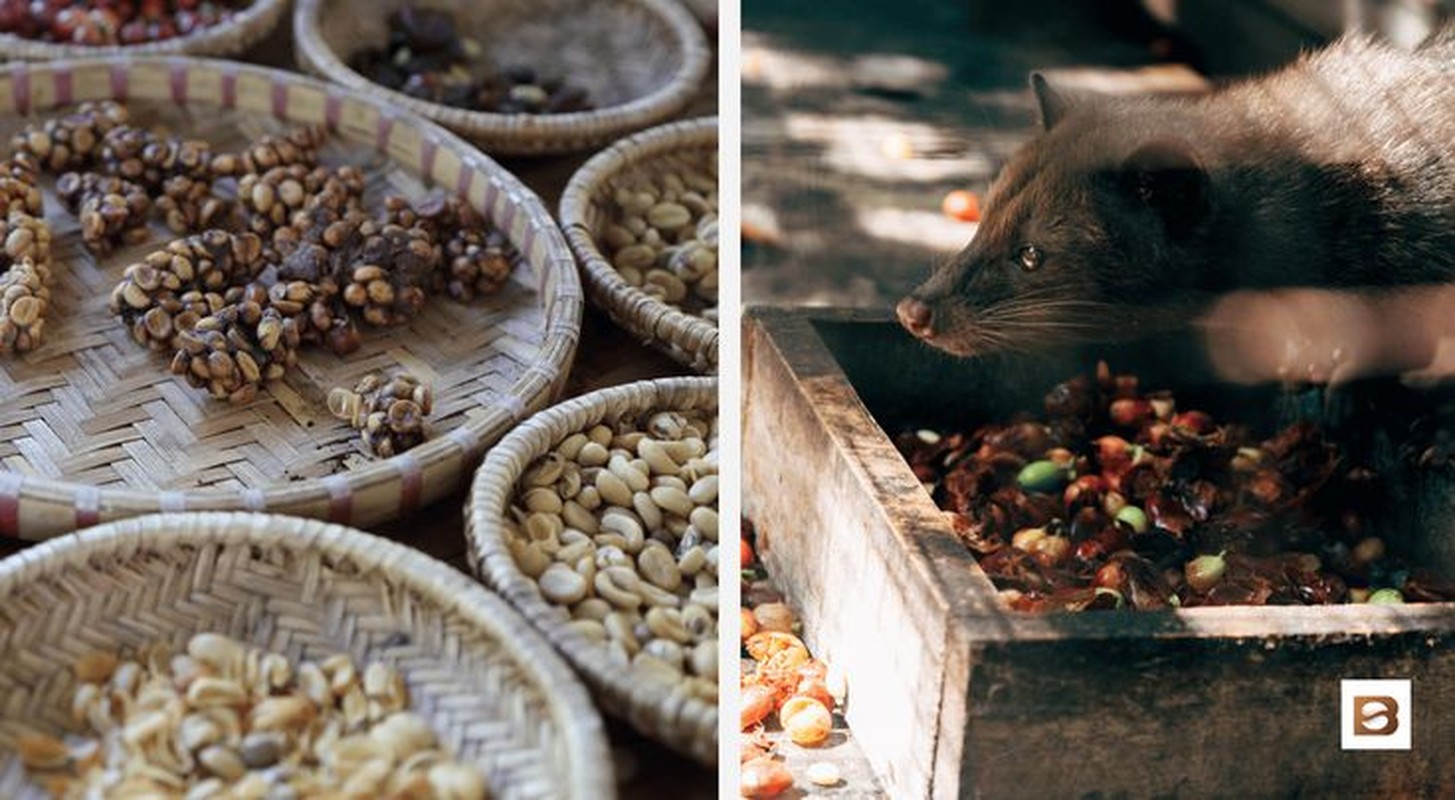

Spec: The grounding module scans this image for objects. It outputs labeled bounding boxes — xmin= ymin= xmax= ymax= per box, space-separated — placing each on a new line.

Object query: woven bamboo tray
xmin=292 ymin=0 xmax=712 ymax=156
xmin=0 ymin=0 xmax=287 ymax=60
xmin=466 ymin=376 xmax=719 ymax=765
xmin=0 ymin=58 xmax=583 ymax=541
xmin=560 ymin=118 xmax=718 ymax=372
xmin=0 ymin=512 xmax=615 ymax=800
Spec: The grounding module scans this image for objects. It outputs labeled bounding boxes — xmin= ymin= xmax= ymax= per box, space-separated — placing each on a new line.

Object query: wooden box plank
xmin=743 ymin=306 xmax=1455 ymax=799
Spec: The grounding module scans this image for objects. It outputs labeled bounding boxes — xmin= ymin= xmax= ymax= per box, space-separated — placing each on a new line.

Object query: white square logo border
xmin=1341 ymin=679 xmax=1411 ymax=750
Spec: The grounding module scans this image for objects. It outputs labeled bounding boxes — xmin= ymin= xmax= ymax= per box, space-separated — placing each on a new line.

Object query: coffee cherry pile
xmin=898 ymin=363 xmax=1455 ymax=611
xmin=0 ymin=0 xmax=250 ymax=47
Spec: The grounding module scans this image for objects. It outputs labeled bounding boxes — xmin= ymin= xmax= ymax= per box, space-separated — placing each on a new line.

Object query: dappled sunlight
xmin=742 ymin=32 xmax=849 ymax=90
xmin=854 ymin=206 xmax=975 ymax=252
xmin=782 ymin=112 xmax=994 ymax=182
xmin=743 ymin=33 xmax=950 ymax=94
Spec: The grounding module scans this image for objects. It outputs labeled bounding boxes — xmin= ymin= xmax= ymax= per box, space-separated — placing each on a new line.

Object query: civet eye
xmin=1015 ymin=245 xmax=1043 ymax=272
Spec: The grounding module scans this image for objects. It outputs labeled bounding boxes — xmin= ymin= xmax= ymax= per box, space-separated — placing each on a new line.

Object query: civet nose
xmin=896 ymin=296 xmax=935 ymax=338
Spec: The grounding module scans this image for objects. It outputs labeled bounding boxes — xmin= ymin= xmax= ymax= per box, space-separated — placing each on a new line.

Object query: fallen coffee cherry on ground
xmin=941 ymin=189 xmax=981 ymax=222
xmin=740 ymin=517 xmax=880 ymax=796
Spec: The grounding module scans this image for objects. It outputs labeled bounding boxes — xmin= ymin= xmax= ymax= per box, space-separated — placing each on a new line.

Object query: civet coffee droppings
xmin=897 ymin=362 xmax=1455 ymax=612
xmin=602 ymin=160 xmax=719 ymax=323
xmin=329 ymin=372 xmax=433 ymax=458
xmin=17 ymin=633 xmax=488 ymax=800
xmin=0 ymin=1 xmax=251 ymax=46
xmin=0 ymin=102 xmax=520 ymax=454
xmin=56 ymin=171 xmax=151 ymax=254
xmin=350 ymin=4 xmax=593 ymax=115
xmin=504 ymin=408 xmax=720 ymax=703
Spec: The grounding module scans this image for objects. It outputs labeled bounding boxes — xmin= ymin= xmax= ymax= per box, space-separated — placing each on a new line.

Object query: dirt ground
xmin=742 ymin=0 xmax=1177 ymax=308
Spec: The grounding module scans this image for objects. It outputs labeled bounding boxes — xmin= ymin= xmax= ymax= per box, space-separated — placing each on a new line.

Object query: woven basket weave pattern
xmin=293 ymin=0 xmax=712 ymax=155
xmin=466 ymin=376 xmax=719 ymax=765
xmin=562 ymin=118 xmax=718 ymax=372
xmin=0 ymin=512 xmax=615 ymax=800
xmin=0 ymin=0 xmax=288 ymax=60
xmin=0 ymin=59 xmax=582 ymax=541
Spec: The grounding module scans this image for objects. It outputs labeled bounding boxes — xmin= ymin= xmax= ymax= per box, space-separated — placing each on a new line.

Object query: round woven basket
xmin=560 ymin=118 xmax=718 ymax=372
xmin=466 ymin=376 xmax=719 ymax=765
xmin=0 ymin=0 xmax=287 ymax=60
xmin=0 ymin=58 xmax=582 ymax=541
xmin=0 ymin=512 xmax=615 ymax=800
xmin=293 ymin=0 xmax=712 ymax=156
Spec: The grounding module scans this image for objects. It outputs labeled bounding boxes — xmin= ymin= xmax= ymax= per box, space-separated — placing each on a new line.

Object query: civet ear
xmin=1031 ymin=72 xmax=1077 ymax=131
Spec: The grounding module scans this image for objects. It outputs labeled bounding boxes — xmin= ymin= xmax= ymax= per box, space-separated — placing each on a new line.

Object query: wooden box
xmin=743 ymin=307 xmax=1455 ymax=799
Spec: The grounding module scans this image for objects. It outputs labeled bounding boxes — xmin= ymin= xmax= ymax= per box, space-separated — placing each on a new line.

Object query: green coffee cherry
xmin=1017 ymin=460 xmax=1068 ymax=493
xmin=1114 ymin=505 xmax=1149 ymax=534
xmin=1184 ymin=552 xmax=1227 ymax=593
xmin=1368 ymin=588 xmax=1405 ymax=605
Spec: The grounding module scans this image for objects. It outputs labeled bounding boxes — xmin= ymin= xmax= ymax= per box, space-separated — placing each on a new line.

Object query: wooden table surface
xmin=0 ymin=18 xmax=720 ymax=800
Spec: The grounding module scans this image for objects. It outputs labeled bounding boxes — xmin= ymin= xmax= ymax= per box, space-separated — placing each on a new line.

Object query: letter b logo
xmin=1342 ymin=680 xmax=1411 ymax=750
xmin=1352 ymin=696 xmax=1399 ymax=736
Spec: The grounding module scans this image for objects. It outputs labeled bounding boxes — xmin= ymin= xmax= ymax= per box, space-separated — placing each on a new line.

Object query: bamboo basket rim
xmin=465 ymin=375 xmax=719 ymax=765
xmin=0 ymin=0 xmax=288 ymax=60
xmin=0 ymin=56 xmax=583 ymax=541
xmin=292 ymin=0 xmax=713 ymax=155
xmin=0 ymin=511 xmax=616 ymax=800
xmin=560 ymin=118 xmax=718 ymax=372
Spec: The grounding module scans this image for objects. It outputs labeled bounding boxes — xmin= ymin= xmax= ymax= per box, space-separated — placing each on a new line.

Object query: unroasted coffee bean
xmin=502 ymin=405 xmax=719 ymax=696
xmin=20 ymin=633 xmax=486 ymax=799
xmin=602 ymin=160 xmax=719 ymax=323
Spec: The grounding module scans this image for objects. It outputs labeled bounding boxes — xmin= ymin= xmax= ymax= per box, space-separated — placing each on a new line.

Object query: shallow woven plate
xmin=0 ymin=58 xmax=582 ymax=541
xmin=293 ymin=0 xmax=712 ymax=155
xmin=561 ymin=118 xmax=717 ymax=372
xmin=466 ymin=376 xmax=718 ymax=765
xmin=0 ymin=512 xmax=615 ymax=800
xmin=0 ymin=0 xmax=287 ymax=60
